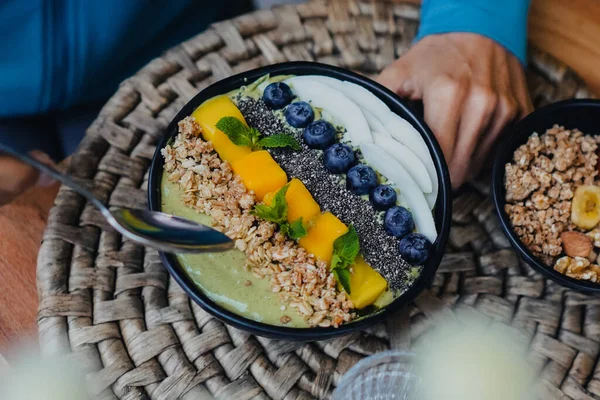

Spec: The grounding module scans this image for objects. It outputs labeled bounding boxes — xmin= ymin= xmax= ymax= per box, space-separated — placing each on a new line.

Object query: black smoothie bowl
xmin=148 ymin=62 xmax=452 ymax=340
xmin=492 ymin=99 xmax=600 ymax=294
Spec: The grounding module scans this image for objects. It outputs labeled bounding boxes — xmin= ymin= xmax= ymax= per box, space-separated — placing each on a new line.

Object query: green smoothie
xmin=161 ymin=174 xmax=308 ymax=327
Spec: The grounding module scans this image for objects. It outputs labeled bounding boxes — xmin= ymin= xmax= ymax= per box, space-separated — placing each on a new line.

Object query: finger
xmin=422 ymin=76 xmax=468 ymax=165
xmin=469 ymin=49 xmax=519 ymax=178
xmin=449 ymin=85 xmax=498 ymax=187
xmin=431 ymin=36 xmax=494 ymax=185
xmin=508 ymin=55 xmax=534 ymax=117
xmin=470 ymin=94 xmax=519 ymax=179
xmin=377 ymin=59 xmax=418 ymax=98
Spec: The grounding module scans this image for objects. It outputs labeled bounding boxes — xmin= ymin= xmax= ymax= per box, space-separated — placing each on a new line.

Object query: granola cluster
xmin=554 ymin=255 xmax=600 ymax=282
xmin=504 ymin=125 xmax=599 ymax=265
xmin=162 ymin=117 xmax=354 ymax=327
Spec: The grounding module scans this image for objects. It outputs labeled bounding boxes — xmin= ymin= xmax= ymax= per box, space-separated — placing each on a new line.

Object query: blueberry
xmin=370 ymin=185 xmax=397 ymax=210
xmin=323 ymin=143 xmax=356 ymax=173
xmin=303 ymin=120 xmax=336 ymax=150
xmin=398 ymin=233 xmax=432 ymax=265
xmin=263 ymin=82 xmax=294 ymax=109
xmin=347 ymin=165 xmax=378 ymax=195
xmin=285 ymin=101 xmax=315 ymax=128
xmin=384 ymin=206 xmax=414 ymax=238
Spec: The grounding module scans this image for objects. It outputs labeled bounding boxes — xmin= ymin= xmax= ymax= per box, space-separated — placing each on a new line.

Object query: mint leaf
xmin=252 ymin=203 xmax=282 ymax=223
xmin=248 ymin=127 xmax=263 ymax=150
xmin=251 ymin=185 xmax=289 ymax=225
xmin=333 ymin=268 xmax=352 ymax=294
xmin=288 ymin=217 xmax=307 ymax=240
xmin=216 ymin=117 xmax=252 ymax=147
xmin=216 ymin=116 xmax=300 ymax=152
xmin=279 ymin=223 xmax=290 ymax=237
xmin=330 ymin=253 xmax=343 ymax=271
xmin=250 ymin=186 xmax=309 ymax=241
xmin=271 ymin=184 xmax=289 ymax=222
xmin=330 ymin=225 xmax=360 ymax=293
xmin=257 ymin=134 xmax=301 ymax=151
xmin=332 ymin=225 xmax=360 ymax=270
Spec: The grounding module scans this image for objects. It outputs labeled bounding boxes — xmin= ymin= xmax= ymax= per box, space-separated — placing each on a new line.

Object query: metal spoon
xmin=0 ymin=143 xmax=233 ymax=253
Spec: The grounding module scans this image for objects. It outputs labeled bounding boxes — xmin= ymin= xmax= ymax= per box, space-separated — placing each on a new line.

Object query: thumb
xmin=376 ymin=59 xmax=417 ymax=98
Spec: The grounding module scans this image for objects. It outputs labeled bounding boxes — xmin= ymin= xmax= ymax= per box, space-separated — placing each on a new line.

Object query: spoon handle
xmin=0 ymin=143 xmax=106 ymax=211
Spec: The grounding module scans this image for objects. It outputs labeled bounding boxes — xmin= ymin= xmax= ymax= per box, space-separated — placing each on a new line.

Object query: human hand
xmin=377 ymin=33 xmax=534 ymax=188
xmin=0 ymin=151 xmax=55 ymax=205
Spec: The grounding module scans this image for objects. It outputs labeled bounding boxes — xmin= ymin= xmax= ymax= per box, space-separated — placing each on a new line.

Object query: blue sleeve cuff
xmin=416 ymin=0 xmax=531 ymax=65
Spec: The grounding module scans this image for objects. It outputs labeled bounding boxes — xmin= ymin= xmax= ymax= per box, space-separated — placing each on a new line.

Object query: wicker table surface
xmin=36 ymin=1 xmax=599 ymax=399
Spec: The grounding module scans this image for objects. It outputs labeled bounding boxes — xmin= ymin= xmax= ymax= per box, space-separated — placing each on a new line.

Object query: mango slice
xmin=299 ymin=212 xmax=348 ymax=264
xmin=231 ymin=150 xmax=287 ymax=201
xmin=263 ymin=178 xmax=321 ymax=224
xmin=262 ymin=191 xmax=276 ymax=206
xmin=348 ymin=257 xmax=388 ymax=309
xmin=191 ymin=96 xmax=252 ymax=163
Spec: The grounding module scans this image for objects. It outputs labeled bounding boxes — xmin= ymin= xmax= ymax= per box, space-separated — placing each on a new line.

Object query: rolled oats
xmin=162 ymin=117 xmax=355 ymax=327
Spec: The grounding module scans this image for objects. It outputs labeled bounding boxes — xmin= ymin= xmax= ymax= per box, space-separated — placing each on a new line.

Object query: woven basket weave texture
xmin=36 ymin=1 xmax=598 ymax=399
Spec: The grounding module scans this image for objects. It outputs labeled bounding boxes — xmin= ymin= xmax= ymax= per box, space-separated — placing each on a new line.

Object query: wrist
xmin=416 ymin=0 xmax=530 ymax=65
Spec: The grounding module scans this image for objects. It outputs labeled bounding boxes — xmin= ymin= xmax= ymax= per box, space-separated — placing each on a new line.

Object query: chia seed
xmin=236 ymin=96 xmax=417 ymax=293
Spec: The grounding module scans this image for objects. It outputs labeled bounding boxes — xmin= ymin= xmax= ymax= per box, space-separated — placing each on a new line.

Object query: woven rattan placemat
xmin=36 ymin=1 xmax=599 ymax=399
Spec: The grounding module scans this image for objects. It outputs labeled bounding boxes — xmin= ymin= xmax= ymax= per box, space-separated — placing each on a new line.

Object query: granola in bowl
xmin=504 ymin=124 xmax=600 ymax=282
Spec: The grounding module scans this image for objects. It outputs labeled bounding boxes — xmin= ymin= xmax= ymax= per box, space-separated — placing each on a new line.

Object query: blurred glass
xmin=333 ymin=351 xmax=421 ymax=400
xmin=333 ymin=311 xmax=537 ymax=400
xmin=0 ymin=348 xmax=88 ymax=400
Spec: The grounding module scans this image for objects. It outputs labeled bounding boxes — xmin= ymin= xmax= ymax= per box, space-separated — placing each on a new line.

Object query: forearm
xmin=416 ymin=0 xmax=531 ymax=64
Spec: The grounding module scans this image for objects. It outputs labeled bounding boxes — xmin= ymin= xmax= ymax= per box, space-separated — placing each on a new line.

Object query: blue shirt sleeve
xmin=0 ymin=1 xmax=229 ymax=117
xmin=416 ymin=0 xmax=531 ymax=64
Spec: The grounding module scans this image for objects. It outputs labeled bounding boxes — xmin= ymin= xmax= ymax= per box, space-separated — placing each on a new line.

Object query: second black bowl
xmin=492 ymin=99 xmax=600 ymax=294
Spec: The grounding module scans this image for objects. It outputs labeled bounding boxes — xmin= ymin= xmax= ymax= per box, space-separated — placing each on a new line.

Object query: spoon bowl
xmin=108 ymin=208 xmax=234 ymax=253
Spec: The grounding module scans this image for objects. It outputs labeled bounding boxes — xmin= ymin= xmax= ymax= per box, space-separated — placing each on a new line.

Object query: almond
xmin=561 ymin=231 xmax=593 ymax=258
